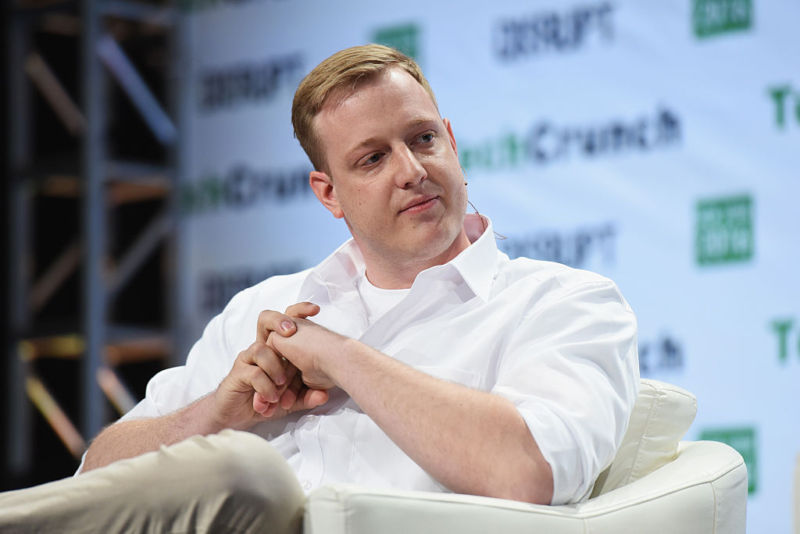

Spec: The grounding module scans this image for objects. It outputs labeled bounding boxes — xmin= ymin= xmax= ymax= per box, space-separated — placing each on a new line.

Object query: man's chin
xmin=406 ymin=226 xmax=469 ymax=263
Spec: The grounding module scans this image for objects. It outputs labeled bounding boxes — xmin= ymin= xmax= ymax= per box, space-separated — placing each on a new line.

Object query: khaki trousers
xmin=0 ymin=430 xmax=305 ymax=534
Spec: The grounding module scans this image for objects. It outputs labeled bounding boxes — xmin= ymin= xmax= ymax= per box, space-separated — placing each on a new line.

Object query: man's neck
xmin=361 ymin=231 xmax=471 ymax=289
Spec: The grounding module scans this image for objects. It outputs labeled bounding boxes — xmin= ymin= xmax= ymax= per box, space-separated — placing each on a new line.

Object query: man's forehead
xmin=320 ymin=67 xmax=431 ymax=116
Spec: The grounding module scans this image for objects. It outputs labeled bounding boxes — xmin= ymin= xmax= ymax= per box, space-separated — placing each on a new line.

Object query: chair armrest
xmin=303 ymin=441 xmax=747 ymax=534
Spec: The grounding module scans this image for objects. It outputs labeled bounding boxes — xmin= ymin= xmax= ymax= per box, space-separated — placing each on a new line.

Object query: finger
xmin=246 ymin=344 xmax=289 ymax=387
xmin=255 ymin=360 xmax=298 ymax=414
xmin=231 ymin=348 xmax=280 ymax=399
xmin=282 ymin=361 xmax=298 ymax=384
xmin=256 ymin=310 xmax=297 ymax=343
xmin=244 ymin=363 xmax=280 ymax=405
xmin=261 ymin=404 xmax=278 ymax=417
xmin=261 ymin=400 xmax=279 ymax=418
xmin=284 ymin=301 xmax=320 ymax=319
xmin=278 ymin=372 xmax=302 ymax=410
xmin=253 ymin=373 xmax=301 ymax=417
xmin=287 ymin=387 xmax=329 ymax=413
xmin=253 ymin=392 xmax=272 ymax=415
xmin=273 ymin=364 xmax=299 ymax=410
xmin=303 ymin=388 xmax=329 ymax=409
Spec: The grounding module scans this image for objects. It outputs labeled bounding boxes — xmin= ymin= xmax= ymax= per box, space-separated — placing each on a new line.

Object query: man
xmin=0 ymin=45 xmax=638 ymax=532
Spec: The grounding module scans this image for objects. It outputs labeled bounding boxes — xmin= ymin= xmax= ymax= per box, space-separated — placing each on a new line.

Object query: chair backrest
xmin=591 ymin=379 xmax=697 ymax=497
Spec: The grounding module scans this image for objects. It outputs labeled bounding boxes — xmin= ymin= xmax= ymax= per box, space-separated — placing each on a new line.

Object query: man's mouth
xmin=399 ymin=195 xmax=439 ymax=214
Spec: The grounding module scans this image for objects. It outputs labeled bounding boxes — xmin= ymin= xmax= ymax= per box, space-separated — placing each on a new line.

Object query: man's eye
xmin=418 ymin=132 xmax=434 ymax=143
xmin=363 ymin=153 xmax=382 ymax=166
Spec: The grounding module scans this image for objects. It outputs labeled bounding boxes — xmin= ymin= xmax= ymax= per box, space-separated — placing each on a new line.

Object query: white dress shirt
xmin=116 ymin=215 xmax=639 ymax=504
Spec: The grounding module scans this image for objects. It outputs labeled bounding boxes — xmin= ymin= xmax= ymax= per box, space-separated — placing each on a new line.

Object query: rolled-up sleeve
xmin=121 ymin=302 xmax=246 ymax=422
xmin=492 ymin=279 xmax=639 ymax=504
xmin=74 ymin=308 xmax=237 ymax=474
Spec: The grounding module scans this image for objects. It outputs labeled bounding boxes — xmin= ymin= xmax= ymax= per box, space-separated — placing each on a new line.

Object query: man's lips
xmin=399 ymin=195 xmax=439 ymax=214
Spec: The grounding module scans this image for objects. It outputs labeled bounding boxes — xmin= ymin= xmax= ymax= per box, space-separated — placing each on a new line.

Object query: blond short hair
xmin=291 ymin=44 xmax=438 ymax=172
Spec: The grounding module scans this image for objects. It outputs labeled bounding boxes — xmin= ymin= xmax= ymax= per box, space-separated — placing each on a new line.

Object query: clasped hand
xmin=212 ymin=302 xmax=340 ymax=431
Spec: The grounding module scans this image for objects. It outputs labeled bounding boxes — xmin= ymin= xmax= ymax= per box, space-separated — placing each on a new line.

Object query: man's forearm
xmin=330 ymin=338 xmax=554 ymax=504
xmin=81 ymin=394 xmax=222 ymax=473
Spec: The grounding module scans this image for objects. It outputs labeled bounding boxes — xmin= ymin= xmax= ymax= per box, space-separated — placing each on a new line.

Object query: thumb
xmin=302 ymin=388 xmax=329 ymax=409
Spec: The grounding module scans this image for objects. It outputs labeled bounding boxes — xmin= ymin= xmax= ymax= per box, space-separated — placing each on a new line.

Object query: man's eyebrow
xmin=346 ymin=137 xmax=382 ymax=161
xmin=406 ymin=117 xmax=439 ymax=130
xmin=346 ymin=118 xmax=441 ymax=161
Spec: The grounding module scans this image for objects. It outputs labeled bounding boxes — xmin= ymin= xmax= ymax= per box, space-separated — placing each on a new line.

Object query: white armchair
xmin=303 ymin=379 xmax=748 ymax=534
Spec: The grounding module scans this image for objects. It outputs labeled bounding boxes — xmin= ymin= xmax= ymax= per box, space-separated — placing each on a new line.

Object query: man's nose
xmin=393 ymin=145 xmax=426 ymax=189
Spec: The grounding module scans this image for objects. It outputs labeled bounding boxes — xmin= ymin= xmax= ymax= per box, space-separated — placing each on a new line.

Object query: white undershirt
xmin=357 ymin=275 xmax=410 ymax=324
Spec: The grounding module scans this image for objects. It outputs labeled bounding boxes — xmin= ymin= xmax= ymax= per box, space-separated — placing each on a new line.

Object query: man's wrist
xmin=195 ymin=391 xmax=235 ymax=434
xmin=327 ymin=335 xmax=379 ymax=391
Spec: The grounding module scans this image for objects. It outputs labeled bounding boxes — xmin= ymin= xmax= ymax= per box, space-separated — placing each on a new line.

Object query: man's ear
xmin=443 ymin=118 xmax=458 ymax=156
xmin=309 ymin=171 xmax=344 ymax=219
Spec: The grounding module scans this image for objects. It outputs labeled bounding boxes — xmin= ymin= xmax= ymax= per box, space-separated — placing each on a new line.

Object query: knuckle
xmin=247 ymin=366 xmax=264 ymax=382
xmin=238 ymin=343 xmax=256 ymax=360
xmin=253 ymin=350 xmax=275 ymax=370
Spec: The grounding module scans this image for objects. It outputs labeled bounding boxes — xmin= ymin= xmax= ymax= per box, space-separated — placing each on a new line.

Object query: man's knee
xmin=114 ymin=430 xmax=304 ymax=534
xmin=173 ymin=430 xmax=303 ymax=502
xmin=0 ymin=431 xmax=304 ymax=534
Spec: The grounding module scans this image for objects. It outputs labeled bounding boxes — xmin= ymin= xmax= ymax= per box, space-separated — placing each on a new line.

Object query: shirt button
xmin=302 ymin=480 xmax=312 ymax=491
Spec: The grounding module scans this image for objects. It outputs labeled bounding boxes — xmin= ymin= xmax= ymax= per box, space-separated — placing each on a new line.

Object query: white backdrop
xmin=179 ymin=1 xmax=800 ymax=531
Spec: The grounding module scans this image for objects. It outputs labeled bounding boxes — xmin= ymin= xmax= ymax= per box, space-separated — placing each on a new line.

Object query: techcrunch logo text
xmin=181 ymin=165 xmax=314 ymax=216
xmin=178 ymin=0 xmax=270 ymax=14
xmin=459 ymin=107 xmax=681 ymax=171
xmin=769 ymin=317 xmax=800 ymax=363
xmin=494 ymin=3 xmax=614 ymax=61
xmin=695 ymin=194 xmax=754 ymax=266
xmin=768 ymin=84 xmax=800 ymax=129
xmin=693 ymin=0 xmax=752 ymax=39
xmin=198 ymin=53 xmax=304 ymax=113
xmin=639 ymin=333 xmax=684 ymax=375
xmin=500 ymin=223 xmax=616 ymax=269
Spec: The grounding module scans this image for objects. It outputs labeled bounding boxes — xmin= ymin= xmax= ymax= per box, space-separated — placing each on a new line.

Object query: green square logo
xmin=696 ymin=195 xmax=754 ymax=265
xmin=372 ymin=23 xmax=420 ymax=61
xmin=693 ymin=0 xmax=753 ymax=38
xmin=700 ymin=427 xmax=757 ymax=493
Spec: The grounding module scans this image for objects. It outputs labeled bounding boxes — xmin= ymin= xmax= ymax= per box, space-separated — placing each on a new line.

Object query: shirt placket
xmin=293 ymin=413 xmax=324 ymax=491
xmin=294 ymin=278 xmax=368 ymax=491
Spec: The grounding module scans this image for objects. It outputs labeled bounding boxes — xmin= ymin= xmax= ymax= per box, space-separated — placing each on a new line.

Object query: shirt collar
xmin=297 ymin=239 xmax=366 ymax=305
xmin=447 ymin=213 xmax=498 ymax=303
xmin=298 ymin=214 xmax=499 ymax=304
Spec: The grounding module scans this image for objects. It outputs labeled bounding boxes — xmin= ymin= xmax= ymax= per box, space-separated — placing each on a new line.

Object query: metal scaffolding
xmin=5 ymin=0 xmax=188 ymax=482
